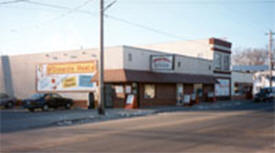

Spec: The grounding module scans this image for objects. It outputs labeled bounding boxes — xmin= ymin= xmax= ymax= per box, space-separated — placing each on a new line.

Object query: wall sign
xmin=126 ymin=94 xmax=135 ymax=104
xmin=36 ymin=61 xmax=97 ymax=92
xmin=151 ymin=55 xmax=174 ymax=71
xmin=125 ymin=85 xmax=132 ymax=94
xmin=215 ymin=79 xmax=230 ymax=96
xmin=115 ymin=86 xmax=124 ymax=94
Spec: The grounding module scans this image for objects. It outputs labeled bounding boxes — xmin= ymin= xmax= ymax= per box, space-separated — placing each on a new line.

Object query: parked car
xmin=22 ymin=93 xmax=73 ymax=112
xmin=0 ymin=93 xmax=17 ymax=109
xmin=254 ymin=87 xmax=275 ymax=102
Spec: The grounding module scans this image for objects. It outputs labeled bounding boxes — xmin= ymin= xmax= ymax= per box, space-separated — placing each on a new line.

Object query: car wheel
xmin=28 ymin=108 xmax=35 ymax=112
xmin=42 ymin=104 xmax=49 ymax=111
xmin=6 ymin=102 xmax=14 ymax=109
xmin=65 ymin=103 xmax=71 ymax=109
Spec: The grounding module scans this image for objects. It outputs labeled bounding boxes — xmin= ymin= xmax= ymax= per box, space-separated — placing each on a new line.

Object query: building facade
xmin=253 ymin=70 xmax=275 ymax=94
xmin=139 ymin=38 xmax=232 ymax=100
xmin=0 ymin=38 xmax=232 ymax=108
xmin=231 ymin=71 xmax=253 ymax=100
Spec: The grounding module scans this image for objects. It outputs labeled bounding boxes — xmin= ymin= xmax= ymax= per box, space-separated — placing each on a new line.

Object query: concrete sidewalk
xmin=57 ymin=100 xmax=253 ymax=126
xmin=146 ymin=100 xmax=251 ymax=112
xmin=1 ymin=100 xmax=254 ymax=133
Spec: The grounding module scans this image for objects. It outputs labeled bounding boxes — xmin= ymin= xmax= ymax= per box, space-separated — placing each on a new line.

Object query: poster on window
xmin=36 ymin=61 xmax=97 ymax=92
xmin=215 ymin=79 xmax=230 ymax=96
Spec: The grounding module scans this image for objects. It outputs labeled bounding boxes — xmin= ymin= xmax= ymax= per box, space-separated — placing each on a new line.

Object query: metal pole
xmin=267 ymin=30 xmax=274 ymax=89
xmin=98 ymin=0 xmax=105 ymax=115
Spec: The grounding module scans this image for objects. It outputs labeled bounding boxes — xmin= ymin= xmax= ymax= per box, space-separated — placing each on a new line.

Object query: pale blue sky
xmin=0 ymin=0 xmax=274 ymax=55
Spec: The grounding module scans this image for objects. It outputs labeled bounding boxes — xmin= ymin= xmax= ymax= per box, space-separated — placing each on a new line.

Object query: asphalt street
xmin=0 ymin=108 xmax=156 ymax=133
xmin=1 ymin=102 xmax=274 ymax=153
xmin=0 ymin=100 xmax=262 ymax=133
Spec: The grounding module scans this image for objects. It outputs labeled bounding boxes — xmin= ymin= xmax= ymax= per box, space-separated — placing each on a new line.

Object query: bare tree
xmin=232 ymin=48 xmax=268 ymax=66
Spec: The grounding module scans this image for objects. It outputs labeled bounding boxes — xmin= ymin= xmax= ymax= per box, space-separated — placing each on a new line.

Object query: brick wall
xmin=73 ymin=100 xmax=88 ymax=109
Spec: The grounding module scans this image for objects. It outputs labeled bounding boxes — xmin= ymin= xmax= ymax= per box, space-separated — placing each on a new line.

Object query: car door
xmin=52 ymin=94 xmax=64 ymax=107
xmin=45 ymin=94 xmax=56 ymax=107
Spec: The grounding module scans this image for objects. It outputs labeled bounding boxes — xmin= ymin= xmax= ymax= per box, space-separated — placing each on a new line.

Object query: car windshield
xmin=30 ymin=93 xmax=45 ymax=100
xmin=0 ymin=93 xmax=8 ymax=98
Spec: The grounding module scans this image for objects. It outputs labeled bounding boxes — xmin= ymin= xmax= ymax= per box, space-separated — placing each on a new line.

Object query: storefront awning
xmin=92 ymin=69 xmax=216 ymax=84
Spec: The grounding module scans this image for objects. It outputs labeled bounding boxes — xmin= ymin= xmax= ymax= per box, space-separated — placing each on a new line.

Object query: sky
xmin=0 ymin=0 xmax=274 ymax=55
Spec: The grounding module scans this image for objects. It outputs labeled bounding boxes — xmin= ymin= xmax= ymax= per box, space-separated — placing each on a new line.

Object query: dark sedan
xmin=0 ymin=93 xmax=17 ymax=109
xmin=23 ymin=93 xmax=73 ymax=112
xmin=254 ymin=87 xmax=275 ymax=102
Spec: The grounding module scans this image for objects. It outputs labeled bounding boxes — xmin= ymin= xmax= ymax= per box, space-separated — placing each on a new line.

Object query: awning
xmin=92 ymin=69 xmax=216 ymax=84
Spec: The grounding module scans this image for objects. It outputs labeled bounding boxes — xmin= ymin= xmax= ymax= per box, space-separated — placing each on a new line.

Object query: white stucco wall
xmin=123 ymin=46 xmax=212 ymax=75
xmin=137 ymin=39 xmax=214 ymax=60
xmin=1 ymin=46 xmax=124 ymax=100
xmin=8 ymin=49 xmax=99 ymax=99
xmin=104 ymin=46 xmax=124 ymax=69
xmin=123 ymin=46 xmax=167 ymax=71
xmin=174 ymin=56 xmax=213 ymax=75
xmin=231 ymin=71 xmax=253 ymax=96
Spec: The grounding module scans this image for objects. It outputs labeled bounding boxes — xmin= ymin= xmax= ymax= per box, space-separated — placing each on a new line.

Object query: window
xmin=223 ymin=55 xmax=230 ymax=71
xmin=177 ymin=62 xmax=181 ymax=67
xmin=128 ymin=53 xmax=132 ymax=62
xmin=194 ymin=84 xmax=203 ymax=97
xmin=144 ymin=84 xmax=155 ymax=99
xmin=214 ymin=53 xmax=222 ymax=70
xmin=30 ymin=93 xmax=44 ymax=100
xmin=51 ymin=94 xmax=61 ymax=98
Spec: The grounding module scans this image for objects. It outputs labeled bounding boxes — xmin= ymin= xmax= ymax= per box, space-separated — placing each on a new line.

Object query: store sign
xmin=215 ymin=79 xmax=230 ymax=96
xmin=36 ymin=61 xmax=97 ymax=92
xmin=151 ymin=55 xmax=174 ymax=71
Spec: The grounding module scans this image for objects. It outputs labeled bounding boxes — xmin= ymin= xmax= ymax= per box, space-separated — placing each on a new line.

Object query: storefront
xmin=231 ymin=71 xmax=253 ymax=100
xmin=93 ymin=69 xmax=216 ymax=108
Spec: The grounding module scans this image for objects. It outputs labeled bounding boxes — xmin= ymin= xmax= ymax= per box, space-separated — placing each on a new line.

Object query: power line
xmin=105 ymin=14 xmax=185 ymax=40
xmin=24 ymin=0 xmax=73 ymax=10
xmin=118 ymin=0 xmax=275 ymax=5
xmin=5 ymin=0 xmax=218 ymax=47
xmin=6 ymin=0 xmax=97 ymax=33
xmin=45 ymin=0 xmax=96 ymax=22
xmin=0 ymin=0 xmax=27 ymax=5
xmin=24 ymin=0 xmax=97 ymax=15
xmin=14 ymin=0 xmax=193 ymax=41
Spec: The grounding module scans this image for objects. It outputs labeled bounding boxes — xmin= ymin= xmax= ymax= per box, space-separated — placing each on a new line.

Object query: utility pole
xmin=266 ymin=30 xmax=275 ymax=89
xmin=98 ymin=0 xmax=105 ymax=115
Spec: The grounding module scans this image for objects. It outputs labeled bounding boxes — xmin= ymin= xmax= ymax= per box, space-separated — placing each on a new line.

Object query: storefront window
xmin=194 ymin=84 xmax=203 ymax=97
xmin=214 ymin=53 xmax=222 ymax=70
xmin=144 ymin=84 xmax=155 ymax=99
xmin=223 ymin=55 xmax=230 ymax=71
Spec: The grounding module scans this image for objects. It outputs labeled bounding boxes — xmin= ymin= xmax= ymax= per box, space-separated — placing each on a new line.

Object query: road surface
xmin=1 ymin=102 xmax=274 ymax=153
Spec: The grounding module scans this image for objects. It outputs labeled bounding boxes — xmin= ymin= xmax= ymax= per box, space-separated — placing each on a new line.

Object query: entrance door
xmin=177 ymin=84 xmax=183 ymax=105
xmin=104 ymin=84 xmax=114 ymax=108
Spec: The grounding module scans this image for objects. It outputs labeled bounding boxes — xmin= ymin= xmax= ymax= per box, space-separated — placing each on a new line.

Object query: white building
xmin=139 ymin=38 xmax=232 ymax=100
xmin=0 ymin=38 xmax=232 ymax=108
xmin=231 ymin=71 xmax=253 ymax=100
xmin=253 ymin=70 xmax=275 ymax=94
